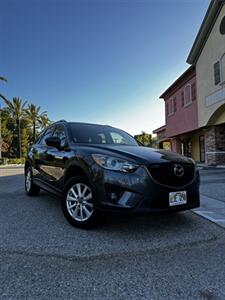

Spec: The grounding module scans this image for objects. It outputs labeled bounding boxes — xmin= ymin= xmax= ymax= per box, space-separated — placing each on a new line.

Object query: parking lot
xmin=1 ymin=167 xmax=225 ymax=299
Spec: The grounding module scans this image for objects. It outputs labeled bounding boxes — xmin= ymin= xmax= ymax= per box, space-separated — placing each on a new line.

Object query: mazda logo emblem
xmin=174 ymin=165 xmax=184 ymax=177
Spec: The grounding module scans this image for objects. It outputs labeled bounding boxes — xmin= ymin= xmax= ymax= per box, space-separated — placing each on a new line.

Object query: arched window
xmin=220 ymin=16 xmax=225 ymax=35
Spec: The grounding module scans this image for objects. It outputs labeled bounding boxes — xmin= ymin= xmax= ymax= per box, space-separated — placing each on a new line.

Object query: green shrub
xmin=1 ymin=158 xmax=25 ymax=165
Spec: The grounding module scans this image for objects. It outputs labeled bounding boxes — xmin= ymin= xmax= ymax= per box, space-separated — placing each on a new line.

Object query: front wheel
xmin=25 ymin=167 xmax=40 ymax=196
xmin=62 ymin=176 xmax=98 ymax=229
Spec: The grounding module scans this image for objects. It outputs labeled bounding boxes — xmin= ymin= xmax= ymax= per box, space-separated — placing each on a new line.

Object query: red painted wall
xmin=162 ymin=68 xmax=198 ymax=139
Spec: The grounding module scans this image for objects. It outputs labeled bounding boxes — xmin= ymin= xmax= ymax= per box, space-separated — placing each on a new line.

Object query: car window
xmin=53 ymin=125 xmax=67 ymax=148
xmin=97 ymin=133 xmax=106 ymax=143
xmin=39 ymin=127 xmax=54 ymax=145
xmin=110 ymin=132 xmax=127 ymax=144
xmin=69 ymin=123 xmax=138 ymax=146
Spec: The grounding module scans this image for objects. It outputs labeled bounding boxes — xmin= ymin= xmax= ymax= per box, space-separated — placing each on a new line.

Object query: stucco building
xmin=187 ymin=0 xmax=225 ymax=165
xmin=153 ymin=66 xmax=205 ymax=162
xmin=154 ymin=0 xmax=225 ymax=165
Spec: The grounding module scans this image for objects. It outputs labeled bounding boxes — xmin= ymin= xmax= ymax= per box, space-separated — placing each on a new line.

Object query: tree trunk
xmin=33 ymin=120 xmax=36 ymax=142
xmin=17 ymin=119 xmax=21 ymax=158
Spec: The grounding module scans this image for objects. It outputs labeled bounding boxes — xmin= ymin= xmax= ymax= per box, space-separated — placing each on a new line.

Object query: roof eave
xmin=159 ymin=65 xmax=195 ymax=99
xmin=187 ymin=0 xmax=224 ymax=65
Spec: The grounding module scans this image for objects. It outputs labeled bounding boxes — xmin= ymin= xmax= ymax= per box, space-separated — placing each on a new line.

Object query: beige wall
xmin=191 ymin=134 xmax=200 ymax=162
xmin=214 ymin=108 xmax=225 ymax=125
xmin=196 ymin=4 xmax=225 ymax=127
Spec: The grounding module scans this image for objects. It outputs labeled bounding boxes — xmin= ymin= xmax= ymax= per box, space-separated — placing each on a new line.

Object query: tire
xmin=25 ymin=166 xmax=40 ymax=196
xmin=62 ymin=176 xmax=98 ymax=229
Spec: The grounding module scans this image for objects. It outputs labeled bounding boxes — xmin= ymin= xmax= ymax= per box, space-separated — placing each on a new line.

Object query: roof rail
xmin=49 ymin=119 xmax=67 ymax=126
xmin=57 ymin=119 xmax=67 ymax=123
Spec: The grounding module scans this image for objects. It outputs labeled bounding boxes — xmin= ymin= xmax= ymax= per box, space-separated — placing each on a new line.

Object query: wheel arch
xmin=64 ymin=164 xmax=89 ymax=185
xmin=24 ymin=160 xmax=32 ymax=172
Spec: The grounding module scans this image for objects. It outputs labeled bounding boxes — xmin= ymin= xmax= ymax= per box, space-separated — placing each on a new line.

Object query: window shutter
xmin=214 ymin=61 xmax=221 ymax=85
xmin=173 ymin=97 xmax=177 ymax=112
xmin=191 ymin=82 xmax=196 ymax=101
xmin=181 ymin=91 xmax=184 ymax=106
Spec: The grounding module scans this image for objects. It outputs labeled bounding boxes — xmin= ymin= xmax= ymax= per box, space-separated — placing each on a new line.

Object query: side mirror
xmin=45 ymin=136 xmax=61 ymax=149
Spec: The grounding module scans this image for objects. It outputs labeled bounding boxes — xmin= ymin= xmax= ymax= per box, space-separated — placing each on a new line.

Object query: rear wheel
xmin=25 ymin=167 xmax=40 ymax=196
xmin=62 ymin=176 xmax=98 ymax=229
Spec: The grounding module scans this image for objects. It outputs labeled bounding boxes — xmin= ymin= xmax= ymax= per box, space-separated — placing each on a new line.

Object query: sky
xmin=0 ymin=0 xmax=210 ymax=135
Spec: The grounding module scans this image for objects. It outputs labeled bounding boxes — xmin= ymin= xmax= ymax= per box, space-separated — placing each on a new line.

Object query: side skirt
xmin=33 ymin=179 xmax=62 ymax=197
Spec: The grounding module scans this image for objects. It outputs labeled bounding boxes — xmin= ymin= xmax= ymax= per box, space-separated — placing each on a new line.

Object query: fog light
xmin=110 ymin=192 xmax=118 ymax=200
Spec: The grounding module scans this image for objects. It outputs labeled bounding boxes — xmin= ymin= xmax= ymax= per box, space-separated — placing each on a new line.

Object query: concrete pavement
xmin=194 ymin=168 xmax=225 ymax=228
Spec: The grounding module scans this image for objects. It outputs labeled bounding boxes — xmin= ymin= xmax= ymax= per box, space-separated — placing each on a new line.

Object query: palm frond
xmin=0 ymin=76 xmax=7 ymax=82
xmin=0 ymin=93 xmax=8 ymax=102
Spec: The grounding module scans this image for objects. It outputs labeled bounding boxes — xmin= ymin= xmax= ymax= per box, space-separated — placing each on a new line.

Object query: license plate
xmin=169 ymin=191 xmax=187 ymax=206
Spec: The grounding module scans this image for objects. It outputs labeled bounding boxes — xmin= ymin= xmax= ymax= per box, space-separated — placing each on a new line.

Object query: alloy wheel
xmin=66 ymin=183 xmax=94 ymax=222
xmin=26 ymin=170 xmax=32 ymax=192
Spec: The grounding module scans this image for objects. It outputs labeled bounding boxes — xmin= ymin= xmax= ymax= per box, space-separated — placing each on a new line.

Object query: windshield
xmin=69 ymin=123 xmax=138 ymax=146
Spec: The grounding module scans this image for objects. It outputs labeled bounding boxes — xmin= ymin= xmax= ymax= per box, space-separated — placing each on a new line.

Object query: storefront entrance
xmin=180 ymin=139 xmax=192 ymax=158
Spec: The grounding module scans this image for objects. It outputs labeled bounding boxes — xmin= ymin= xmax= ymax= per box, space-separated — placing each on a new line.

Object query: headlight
xmin=92 ymin=154 xmax=139 ymax=172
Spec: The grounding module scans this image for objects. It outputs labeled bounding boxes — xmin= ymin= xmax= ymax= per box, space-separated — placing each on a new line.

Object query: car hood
xmin=75 ymin=144 xmax=194 ymax=165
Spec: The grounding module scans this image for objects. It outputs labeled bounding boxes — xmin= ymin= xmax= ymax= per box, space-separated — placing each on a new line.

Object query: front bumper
xmin=92 ymin=165 xmax=200 ymax=214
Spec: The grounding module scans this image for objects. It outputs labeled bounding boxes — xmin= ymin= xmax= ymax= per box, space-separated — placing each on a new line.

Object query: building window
xmin=181 ymin=90 xmax=185 ymax=106
xmin=214 ymin=61 xmax=221 ymax=85
xmin=220 ymin=16 xmax=225 ymax=35
xmin=180 ymin=139 xmax=191 ymax=157
xmin=184 ymin=84 xmax=192 ymax=106
xmin=166 ymin=98 xmax=176 ymax=116
xmin=191 ymin=82 xmax=196 ymax=101
xmin=221 ymin=53 xmax=225 ymax=83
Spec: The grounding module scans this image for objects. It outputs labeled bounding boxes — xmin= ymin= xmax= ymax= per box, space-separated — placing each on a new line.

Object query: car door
xmin=31 ymin=126 xmax=55 ymax=182
xmin=42 ymin=125 xmax=69 ymax=191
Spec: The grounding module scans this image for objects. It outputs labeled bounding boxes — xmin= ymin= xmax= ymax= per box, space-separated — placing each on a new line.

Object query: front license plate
xmin=169 ymin=191 xmax=187 ymax=206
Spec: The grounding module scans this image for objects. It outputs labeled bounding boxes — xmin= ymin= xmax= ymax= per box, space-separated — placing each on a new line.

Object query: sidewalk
xmin=0 ymin=164 xmax=24 ymax=169
xmin=193 ymin=195 xmax=225 ymax=229
xmin=193 ymin=167 xmax=225 ymax=229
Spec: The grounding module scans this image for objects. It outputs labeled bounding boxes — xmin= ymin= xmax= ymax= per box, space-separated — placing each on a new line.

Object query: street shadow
xmin=0 ymin=172 xmax=199 ymax=231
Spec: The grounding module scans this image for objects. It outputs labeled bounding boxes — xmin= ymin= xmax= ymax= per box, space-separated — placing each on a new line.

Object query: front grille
xmin=146 ymin=163 xmax=195 ymax=188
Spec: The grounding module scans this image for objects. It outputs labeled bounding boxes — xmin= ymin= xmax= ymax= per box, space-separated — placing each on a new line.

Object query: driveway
xmin=0 ymin=167 xmax=225 ymax=299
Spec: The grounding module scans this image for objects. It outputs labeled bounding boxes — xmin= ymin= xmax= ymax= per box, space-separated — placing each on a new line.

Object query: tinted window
xmin=69 ymin=124 xmax=138 ymax=146
xmin=39 ymin=127 xmax=54 ymax=145
xmin=53 ymin=125 xmax=67 ymax=148
xmin=110 ymin=132 xmax=127 ymax=144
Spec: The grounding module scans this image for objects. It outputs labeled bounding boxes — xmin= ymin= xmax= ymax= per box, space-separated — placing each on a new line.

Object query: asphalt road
xmin=1 ymin=167 xmax=225 ymax=299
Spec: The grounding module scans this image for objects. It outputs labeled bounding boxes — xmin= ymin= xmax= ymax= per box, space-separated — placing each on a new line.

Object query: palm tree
xmin=25 ymin=104 xmax=47 ymax=142
xmin=39 ymin=114 xmax=51 ymax=130
xmin=0 ymin=76 xmax=8 ymax=102
xmin=2 ymin=97 xmax=27 ymax=158
xmin=0 ymin=76 xmax=8 ymax=159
